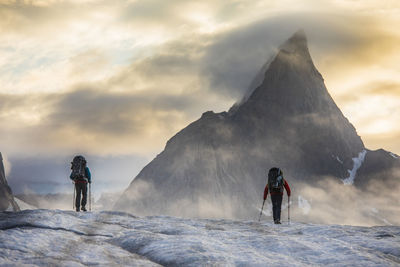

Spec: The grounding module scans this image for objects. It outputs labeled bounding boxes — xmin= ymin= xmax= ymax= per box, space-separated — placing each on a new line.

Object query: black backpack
xmin=268 ymin=167 xmax=284 ymax=193
xmin=70 ymin=155 xmax=86 ymax=180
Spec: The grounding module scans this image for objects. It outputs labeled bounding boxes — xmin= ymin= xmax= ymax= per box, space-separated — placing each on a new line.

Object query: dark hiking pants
xmin=75 ymin=182 xmax=88 ymax=210
xmin=271 ymin=194 xmax=283 ymax=222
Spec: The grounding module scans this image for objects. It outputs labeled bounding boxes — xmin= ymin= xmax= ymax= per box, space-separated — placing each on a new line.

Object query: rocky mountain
xmin=115 ymin=30 xmax=400 ymax=218
xmin=0 ymin=153 xmax=20 ymax=211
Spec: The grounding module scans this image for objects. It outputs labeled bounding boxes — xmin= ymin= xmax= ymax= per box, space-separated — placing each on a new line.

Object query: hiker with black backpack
xmin=263 ymin=167 xmax=291 ymax=224
xmin=70 ymin=155 xmax=91 ymax=212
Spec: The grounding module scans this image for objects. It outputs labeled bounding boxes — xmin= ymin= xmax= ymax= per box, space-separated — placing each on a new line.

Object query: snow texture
xmin=343 ymin=150 xmax=367 ymax=185
xmin=1 ymin=210 xmax=399 ymax=266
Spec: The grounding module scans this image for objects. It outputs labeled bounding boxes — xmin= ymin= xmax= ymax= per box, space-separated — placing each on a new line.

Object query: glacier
xmin=0 ymin=210 xmax=399 ymax=266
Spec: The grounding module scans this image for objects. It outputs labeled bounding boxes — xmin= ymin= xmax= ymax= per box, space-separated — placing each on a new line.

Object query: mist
xmin=114 ymin=168 xmax=400 ymax=227
xmin=291 ymin=171 xmax=400 ymax=226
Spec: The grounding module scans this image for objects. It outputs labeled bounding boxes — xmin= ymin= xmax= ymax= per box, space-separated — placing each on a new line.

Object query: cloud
xmin=366 ymin=81 xmax=400 ymax=97
xmin=0 ymin=1 xmax=85 ymax=35
xmin=0 ymin=30 xmax=231 ymax=157
xmin=1 ymin=0 xmax=400 ymax=196
xmin=362 ymin=131 xmax=400 ymax=154
xmin=2 ymin=10 xmax=400 ymax=158
xmin=47 ymin=87 xmax=205 ymax=135
xmin=200 ymin=12 xmax=400 ymax=99
xmin=332 ymin=80 xmax=400 ymax=153
xmin=0 ymin=64 xmax=231 ymax=157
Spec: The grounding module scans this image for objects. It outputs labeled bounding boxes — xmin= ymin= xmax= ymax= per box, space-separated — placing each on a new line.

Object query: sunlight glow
xmin=0 ymin=0 xmax=399 ymax=157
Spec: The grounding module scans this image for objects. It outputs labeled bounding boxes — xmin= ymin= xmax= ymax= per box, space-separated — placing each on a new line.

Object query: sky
xmin=1 ymin=0 xmax=400 ymax=195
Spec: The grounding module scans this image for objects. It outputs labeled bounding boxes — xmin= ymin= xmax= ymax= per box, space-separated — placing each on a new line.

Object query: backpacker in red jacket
xmin=263 ymin=167 xmax=291 ymax=224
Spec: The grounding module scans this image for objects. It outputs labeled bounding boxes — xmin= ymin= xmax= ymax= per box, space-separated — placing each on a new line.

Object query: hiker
xmin=70 ymin=155 xmax=91 ymax=212
xmin=263 ymin=167 xmax=291 ymax=224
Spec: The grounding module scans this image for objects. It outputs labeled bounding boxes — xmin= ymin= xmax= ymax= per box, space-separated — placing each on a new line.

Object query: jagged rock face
xmin=115 ymin=31 xmax=397 ymax=218
xmin=0 ymin=153 xmax=19 ymax=211
xmin=356 ymin=149 xmax=400 ymax=188
xmin=232 ymin=30 xmax=365 ymax=180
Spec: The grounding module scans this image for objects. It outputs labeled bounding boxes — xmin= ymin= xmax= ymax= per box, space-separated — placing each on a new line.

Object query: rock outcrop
xmin=0 ymin=153 xmax=20 ymax=211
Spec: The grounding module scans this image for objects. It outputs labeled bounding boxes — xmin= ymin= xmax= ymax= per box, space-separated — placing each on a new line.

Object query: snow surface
xmin=1 ymin=210 xmax=400 ymax=266
xmin=343 ymin=150 xmax=367 ymax=185
xmin=389 ymin=152 xmax=399 ymax=159
xmin=5 ymin=204 xmax=13 ymax=212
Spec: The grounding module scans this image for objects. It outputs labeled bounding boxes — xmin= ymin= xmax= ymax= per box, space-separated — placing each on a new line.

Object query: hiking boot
xmin=76 ymin=207 xmax=80 ymax=212
xmin=274 ymin=220 xmax=281 ymax=224
xmin=81 ymin=206 xmax=87 ymax=212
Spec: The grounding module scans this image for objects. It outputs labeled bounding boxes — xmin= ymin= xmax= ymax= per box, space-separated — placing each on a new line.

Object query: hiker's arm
xmin=284 ymin=180 xmax=291 ymax=197
xmin=86 ymin=167 xmax=92 ymax=183
xmin=263 ymin=184 xmax=268 ymax=200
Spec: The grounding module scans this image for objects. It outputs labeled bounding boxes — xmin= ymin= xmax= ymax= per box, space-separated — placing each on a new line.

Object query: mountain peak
xmin=292 ymin=29 xmax=307 ymax=40
xmin=116 ymin=30 xmax=372 ymax=219
xmin=230 ymin=30 xmax=311 ymax=112
xmin=235 ymin=29 xmax=323 ymax=115
xmin=279 ymin=29 xmax=308 ymax=54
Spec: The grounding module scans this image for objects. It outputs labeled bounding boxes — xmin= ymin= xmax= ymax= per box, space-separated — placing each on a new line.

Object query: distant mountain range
xmin=115 ymin=30 xmax=400 ymax=218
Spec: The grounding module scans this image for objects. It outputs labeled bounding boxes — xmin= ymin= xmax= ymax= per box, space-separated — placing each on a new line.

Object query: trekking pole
xmin=73 ymin=183 xmax=76 ymax=210
xmin=258 ymin=199 xmax=266 ymax=222
xmin=89 ymin=183 xmax=91 ymax=211
xmin=288 ymin=196 xmax=290 ymax=225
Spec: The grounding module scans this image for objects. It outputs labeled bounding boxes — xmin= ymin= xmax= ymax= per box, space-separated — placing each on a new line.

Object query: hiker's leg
xmin=271 ymin=195 xmax=279 ymax=222
xmin=75 ymin=183 xmax=82 ymax=210
xmin=276 ymin=194 xmax=283 ymax=222
xmin=81 ymin=183 xmax=88 ymax=208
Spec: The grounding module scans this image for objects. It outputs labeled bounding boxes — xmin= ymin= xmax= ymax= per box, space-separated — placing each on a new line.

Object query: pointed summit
xmin=236 ymin=29 xmax=325 ymax=117
xmin=231 ymin=30 xmax=312 ymax=111
xmin=293 ymin=28 xmax=307 ymax=39
xmin=279 ymin=29 xmax=308 ymax=54
xmin=272 ymin=29 xmax=315 ymax=74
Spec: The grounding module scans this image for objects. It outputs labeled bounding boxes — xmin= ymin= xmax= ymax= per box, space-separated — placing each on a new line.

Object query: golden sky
xmin=1 ymin=0 xmax=400 ymax=161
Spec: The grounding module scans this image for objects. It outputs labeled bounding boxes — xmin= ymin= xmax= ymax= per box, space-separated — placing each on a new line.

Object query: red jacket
xmin=264 ymin=179 xmax=291 ymax=200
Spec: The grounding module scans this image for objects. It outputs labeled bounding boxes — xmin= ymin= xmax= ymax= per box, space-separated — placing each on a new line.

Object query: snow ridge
xmin=343 ymin=150 xmax=367 ymax=185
